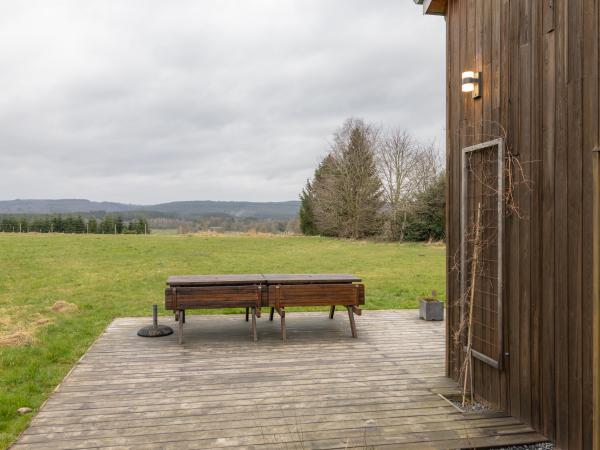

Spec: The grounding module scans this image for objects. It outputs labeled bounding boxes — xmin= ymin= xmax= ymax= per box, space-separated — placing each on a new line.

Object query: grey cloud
xmin=0 ymin=0 xmax=445 ymax=203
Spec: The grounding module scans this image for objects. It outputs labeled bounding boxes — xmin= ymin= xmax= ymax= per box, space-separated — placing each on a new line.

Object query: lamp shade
xmin=461 ymin=71 xmax=480 ymax=98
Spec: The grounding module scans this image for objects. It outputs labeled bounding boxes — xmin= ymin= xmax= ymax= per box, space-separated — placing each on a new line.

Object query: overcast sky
xmin=0 ymin=1 xmax=445 ymax=204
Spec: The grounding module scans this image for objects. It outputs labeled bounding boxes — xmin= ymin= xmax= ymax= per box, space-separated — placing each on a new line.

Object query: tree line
xmin=300 ymin=118 xmax=445 ymax=241
xmin=0 ymin=215 xmax=150 ymax=234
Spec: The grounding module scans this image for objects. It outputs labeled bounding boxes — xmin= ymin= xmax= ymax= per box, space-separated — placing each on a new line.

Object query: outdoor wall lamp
xmin=462 ymin=71 xmax=481 ymax=99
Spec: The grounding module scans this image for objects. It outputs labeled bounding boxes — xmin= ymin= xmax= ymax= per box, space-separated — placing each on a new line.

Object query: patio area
xmin=13 ymin=311 xmax=546 ymax=449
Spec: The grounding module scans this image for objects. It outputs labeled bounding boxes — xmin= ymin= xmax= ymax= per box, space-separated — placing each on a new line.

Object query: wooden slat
xmin=581 ymin=1 xmax=599 ymax=448
xmin=596 ymin=4 xmax=600 ymax=448
xmin=529 ymin=1 xmax=542 ymax=432
xmin=518 ymin=0 xmax=532 ymax=422
xmin=566 ymin=1 xmax=584 ymax=448
xmin=165 ymin=285 xmax=262 ymax=310
xmin=593 ymin=148 xmax=600 ymax=450
xmin=167 ymin=274 xmax=361 ymax=286
xmin=167 ymin=274 xmax=266 ymax=286
xmin=507 ymin=0 xmax=521 ymax=420
xmin=497 ymin=0 xmax=510 ymax=414
xmin=262 ymin=274 xmax=362 ymax=284
xmin=553 ymin=0 xmax=570 ymax=445
xmin=445 ymin=0 xmax=462 ymax=382
xmin=541 ymin=1 xmax=556 ymax=438
xmin=267 ymin=284 xmax=365 ymax=307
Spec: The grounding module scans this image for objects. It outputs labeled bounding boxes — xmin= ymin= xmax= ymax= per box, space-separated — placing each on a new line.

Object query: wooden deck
xmin=13 ymin=311 xmax=547 ymax=449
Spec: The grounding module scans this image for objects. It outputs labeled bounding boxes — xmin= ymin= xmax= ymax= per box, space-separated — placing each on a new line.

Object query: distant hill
xmin=0 ymin=199 xmax=300 ymax=220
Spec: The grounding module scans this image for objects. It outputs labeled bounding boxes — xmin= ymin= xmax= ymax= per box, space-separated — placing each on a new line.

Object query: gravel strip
xmin=449 ymin=399 xmax=489 ymax=413
xmin=490 ymin=443 xmax=554 ymax=450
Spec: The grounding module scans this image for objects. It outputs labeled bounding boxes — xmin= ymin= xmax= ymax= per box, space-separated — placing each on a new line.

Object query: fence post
xmin=593 ymin=148 xmax=600 ymax=450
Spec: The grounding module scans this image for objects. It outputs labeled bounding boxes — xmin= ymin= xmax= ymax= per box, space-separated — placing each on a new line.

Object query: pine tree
xmin=335 ymin=120 xmax=383 ymax=238
xmin=64 ymin=216 xmax=76 ymax=233
xmin=74 ymin=216 xmax=85 ymax=233
xmin=31 ymin=217 xmax=50 ymax=232
xmin=310 ymin=119 xmax=383 ymax=239
xmin=30 ymin=218 xmax=41 ymax=232
xmin=101 ymin=216 xmax=115 ymax=234
xmin=51 ymin=215 xmax=64 ymax=233
xmin=139 ymin=218 xmax=149 ymax=234
xmin=299 ymin=180 xmax=317 ymax=235
xmin=311 ymin=154 xmax=340 ymax=237
xmin=42 ymin=217 xmax=51 ymax=232
xmin=18 ymin=217 xmax=29 ymax=232
xmin=88 ymin=218 xmax=98 ymax=233
xmin=404 ymin=172 xmax=446 ymax=242
xmin=115 ymin=216 xmax=124 ymax=234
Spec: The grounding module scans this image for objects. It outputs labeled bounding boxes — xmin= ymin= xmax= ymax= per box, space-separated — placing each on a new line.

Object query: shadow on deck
xmin=13 ymin=311 xmax=546 ymax=449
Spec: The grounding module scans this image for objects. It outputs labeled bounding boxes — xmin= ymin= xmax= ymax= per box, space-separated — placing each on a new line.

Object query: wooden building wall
xmin=444 ymin=1 xmax=600 ymax=449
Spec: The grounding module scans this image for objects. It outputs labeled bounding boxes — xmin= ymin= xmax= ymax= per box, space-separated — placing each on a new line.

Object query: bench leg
xmin=329 ymin=305 xmax=336 ymax=319
xmin=251 ymin=307 xmax=258 ymax=342
xmin=245 ymin=307 xmax=249 ymax=322
xmin=178 ymin=310 xmax=184 ymax=344
xmin=280 ymin=308 xmax=286 ymax=342
xmin=347 ymin=306 xmax=357 ymax=338
xmin=269 ymin=307 xmax=274 ymax=321
xmin=181 ymin=309 xmax=186 ymax=324
xmin=174 ymin=311 xmax=179 ymax=322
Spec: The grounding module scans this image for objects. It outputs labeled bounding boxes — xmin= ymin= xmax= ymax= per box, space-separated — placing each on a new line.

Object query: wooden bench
xmin=263 ymin=274 xmax=364 ymax=341
xmin=165 ymin=275 xmax=265 ymax=344
xmin=164 ymin=274 xmax=364 ymax=343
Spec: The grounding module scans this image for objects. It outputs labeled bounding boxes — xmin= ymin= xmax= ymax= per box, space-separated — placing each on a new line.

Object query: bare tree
xmin=376 ymin=129 xmax=441 ymax=240
xmin=377 ymin=129 xmax=418 ymax=240
xmin=412 ymin=140 xmax=442 ymax=194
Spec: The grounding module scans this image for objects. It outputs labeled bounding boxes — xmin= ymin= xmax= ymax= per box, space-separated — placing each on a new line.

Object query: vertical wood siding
xmin=444 ymin=1 xmax=599 ymax=448
xmin=593 ymin=148 xmax=600 ymax=449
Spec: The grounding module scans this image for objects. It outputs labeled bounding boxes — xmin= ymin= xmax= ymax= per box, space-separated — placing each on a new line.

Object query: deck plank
xmin=14 ymin=311 xmax=546 ymax=449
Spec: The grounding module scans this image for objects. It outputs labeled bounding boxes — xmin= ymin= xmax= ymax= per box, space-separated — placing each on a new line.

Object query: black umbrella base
xmin=137 ymin=324 xmax=174 ymax=337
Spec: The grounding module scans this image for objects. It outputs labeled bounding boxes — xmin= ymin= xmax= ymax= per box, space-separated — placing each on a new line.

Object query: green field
xmin=0 ymin=233 xmax=445 ymax=448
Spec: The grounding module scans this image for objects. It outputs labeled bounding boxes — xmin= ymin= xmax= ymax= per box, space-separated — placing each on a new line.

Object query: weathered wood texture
xmin=594 ymin=148 xmax=600 ymax=448
xmin=444 ymin=1 xmax=600 ymax=448
xmin=167 ymin=274 xmax=362 ymax=287
xmin=263 ymin=274 xmax=362 ymax=284
xmin=267 ymin=284 xmax=365 ymax=308
xmin=166 ymin=276 xmax=364 ymax=310
xmin=167 ymin=275 xmax=266 ymax=286
xmin=13 ymin=312 xmax=546 ymax=449
xmin=165 ymin=286 xmax=263 ymax=310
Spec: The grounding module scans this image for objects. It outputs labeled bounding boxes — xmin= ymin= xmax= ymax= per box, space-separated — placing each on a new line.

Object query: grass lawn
xmin=0 ymin=233 xmax=445 ymax=448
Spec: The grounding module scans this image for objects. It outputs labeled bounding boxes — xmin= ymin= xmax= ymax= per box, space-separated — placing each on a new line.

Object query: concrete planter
xmin=419 ymin=299 xmax=444 ymax=321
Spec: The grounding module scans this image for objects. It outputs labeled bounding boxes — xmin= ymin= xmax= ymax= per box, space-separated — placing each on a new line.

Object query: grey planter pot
xmin=419 ymin=299 xmax=444 ymax=321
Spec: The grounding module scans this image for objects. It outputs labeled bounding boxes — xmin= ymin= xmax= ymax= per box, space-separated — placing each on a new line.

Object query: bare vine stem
xmin=462 ymin=202 xmax=482 ymax=406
